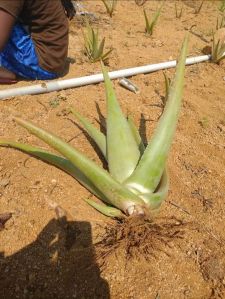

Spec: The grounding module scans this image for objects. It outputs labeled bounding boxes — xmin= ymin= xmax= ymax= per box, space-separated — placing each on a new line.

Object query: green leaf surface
xmin=0 ymin=139 xmax=107 ymax=201
xmin=70 ymin=108 xmax=107 ymax=158
xmin=101 ymin=62 xmax=140 ymax=183
xmin=144 ymin=5 xmax=162 ymax=35
xmin=127 ymin=116 xmax=145 ymax=155
xmin=13 ymin=117 xmax=145 ymax=214
xmin=97 ymin=38 xmax=105 ymax=59
xmin=125 ymin=35 xmax=188 ymax=194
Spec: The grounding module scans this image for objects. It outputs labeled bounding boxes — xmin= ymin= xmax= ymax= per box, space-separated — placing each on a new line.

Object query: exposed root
xmin=96 ymin=216 xmax=188 ymax=265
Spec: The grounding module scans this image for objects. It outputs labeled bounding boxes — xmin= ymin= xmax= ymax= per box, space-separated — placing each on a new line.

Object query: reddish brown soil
xmin=0 ymin=1 xmax=225 ymax=298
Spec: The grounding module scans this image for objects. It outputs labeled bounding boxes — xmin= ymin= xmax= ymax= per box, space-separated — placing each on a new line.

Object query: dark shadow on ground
xmin=0 ymin=216 xmax=110 ymax=299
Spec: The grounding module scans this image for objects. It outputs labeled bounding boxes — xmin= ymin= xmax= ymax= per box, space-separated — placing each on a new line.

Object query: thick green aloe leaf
xmin=101 ymin=62 xmax=140 ymax=183
xmin=0 ymin=139 xmax=107 ymax=201
xmin=84 ymin=198 xmax=123 ymax=218
xmin=127 ymin=116 xmax=145 ymax=155
xmin=70 ymin=108 xmax=107 ymax=158
xmin=97 ymin=37 xmax=105 ymax=59
xmin=125 ymin=35 xmax=188 ymax=194
xmin=13 ymin=117 xmax=146 ymax=214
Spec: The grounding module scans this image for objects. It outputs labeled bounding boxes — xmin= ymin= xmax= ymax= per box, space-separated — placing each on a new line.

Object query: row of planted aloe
xmin=83 ymin=0 xmax=225 ymax=64
xmin=102 ymin=0 xmax=222 ymax=18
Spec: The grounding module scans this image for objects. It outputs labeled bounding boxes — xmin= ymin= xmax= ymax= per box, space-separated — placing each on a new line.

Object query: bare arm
xmin=0 ymin=8 xmax=16 ymax=52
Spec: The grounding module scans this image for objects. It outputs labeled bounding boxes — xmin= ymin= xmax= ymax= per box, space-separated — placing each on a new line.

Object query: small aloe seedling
xmin=175 ymin=3 xmax=183 ymax=19
xmin=216 ymin=16 xmax=225 ymax=30
xmin=199 ymin=117 xmax=209 ymax=129
xmin=193 ymin=1 xmax=204 ymax=14
xmin=101 ymin=0 xmax=117 ymax=17
xmin=218 ymin=0 xmax=225 ymax=13
xmin=83 ymin=19 xmax=112 ymax=63
xmin=0 ymin=37 xmax=188 ymax=219
xmin=211 ymin=34 xmax=225 ymax=63
xmin=144 ymin=6 xmax=162 ymax=36
xmin=135 ymin=0 xmax=147 ymax=6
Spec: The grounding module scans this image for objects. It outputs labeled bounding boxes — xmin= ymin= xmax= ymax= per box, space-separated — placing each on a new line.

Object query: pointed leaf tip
xmin=101 ymin=61 xmax=140 ymax=183
xmin=124 ymin=36 xmax=188 ymax=194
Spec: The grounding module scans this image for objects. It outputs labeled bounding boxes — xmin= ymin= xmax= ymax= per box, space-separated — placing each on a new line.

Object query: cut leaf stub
xmin=0 ymin=36 xmax=188 ymax=218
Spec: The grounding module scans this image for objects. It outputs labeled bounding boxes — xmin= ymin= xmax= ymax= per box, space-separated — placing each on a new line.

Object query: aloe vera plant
xmin=193 ymin=1 xmax=204 ymax=14
xmin=218 ymin=0 xmax=225 ymax=13
xmin=175 ymin=3 xmax=183 ymax=19
xmin=144 ymin=6 xmax=162 ymax=36
xmin=83 ymin=19 xmax=112 ymax=63
xmin=211 ymin=34 xmax=225 ymax=63
xmin=101 ymin=0 xmax=117 ymax=17
xmin=216 ymin=16 xmax=225 ymax=30
xmin=0 ymin=37 xmax=188 ymax=218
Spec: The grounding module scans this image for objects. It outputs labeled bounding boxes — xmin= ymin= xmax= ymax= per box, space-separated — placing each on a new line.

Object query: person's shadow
xmin=0 ymin=216 xmax=110 ymax=299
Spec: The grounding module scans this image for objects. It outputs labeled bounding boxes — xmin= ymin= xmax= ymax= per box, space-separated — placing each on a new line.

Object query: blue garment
xmin=0 ymin=23 xmax=57 ymax=80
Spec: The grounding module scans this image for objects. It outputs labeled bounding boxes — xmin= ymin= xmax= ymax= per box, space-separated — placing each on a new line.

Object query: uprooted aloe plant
xmin=0 ymin=36 xmax=188 ymax=219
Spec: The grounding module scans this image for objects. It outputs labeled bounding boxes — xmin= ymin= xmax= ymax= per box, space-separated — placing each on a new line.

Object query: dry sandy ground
xmin=0 ymin=1 xmax=225 ymax=298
